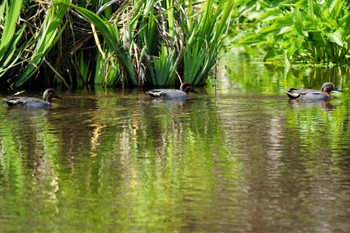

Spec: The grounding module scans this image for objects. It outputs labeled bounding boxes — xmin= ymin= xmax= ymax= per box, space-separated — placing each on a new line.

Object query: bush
xmin=232 ymin=0 xmax=350 ymax=66
xmin=0 ymin=0 xmax=233 ymax=89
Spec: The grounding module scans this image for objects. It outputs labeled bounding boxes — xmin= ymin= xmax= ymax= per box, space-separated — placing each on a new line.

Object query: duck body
xmin=148 ymin=82 xmax=197 ymax=100
xmin=286 ymin=82 xmax=341 ymax=101
xmin=4 ymin=88 xmax=61 ymax=109
xmin=148 ymin=89 xmax=190 ymax=100
xmin=5 ymin=97 xmax=53 ymax=109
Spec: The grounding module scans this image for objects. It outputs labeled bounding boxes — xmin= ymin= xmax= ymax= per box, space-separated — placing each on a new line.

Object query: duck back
xmin=4 ymin=96 xmax=52 ymax=109
xmin=286 ymin=88 xmax=329 ymax=101
xmin=148 ymin=89 xmax=189 ymax=99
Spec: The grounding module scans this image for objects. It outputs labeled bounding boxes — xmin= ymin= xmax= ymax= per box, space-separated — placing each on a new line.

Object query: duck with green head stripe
xmin=4 ymin=88 xmax=62 ymax=109
xmin=286 ymin=82 xmax=341 ymax=101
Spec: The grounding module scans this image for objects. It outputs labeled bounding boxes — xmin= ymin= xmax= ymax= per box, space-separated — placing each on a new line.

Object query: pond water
xmin=1 ymin=52 xmax=350 ymax=232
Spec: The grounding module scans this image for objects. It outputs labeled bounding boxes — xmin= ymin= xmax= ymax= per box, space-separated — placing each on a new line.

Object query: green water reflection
xmin=1 ymin=52 xmax=350 ymax=232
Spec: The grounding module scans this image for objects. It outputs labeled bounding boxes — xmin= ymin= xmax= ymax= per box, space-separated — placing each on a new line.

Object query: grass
xmin=2 ymin=0 xmax=350 ymax=89
xmin=0 ymin=0 xmax=25 ymax=84
xmin=0 ymin=0 xmax=233 ymax=89
xmin=70 ymin=0 xmax=233 ymax=87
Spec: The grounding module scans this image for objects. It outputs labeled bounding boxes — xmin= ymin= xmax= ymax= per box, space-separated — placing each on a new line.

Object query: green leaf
xmin=293 ymin=7 xmax=303 ymax=35
xmin=70 ymin=3 xmax=137 ymax=86
xmin=327 ymin=29 xmax=344 ymax=47
xmin=16 ymin=0 xmax=70 ymax=88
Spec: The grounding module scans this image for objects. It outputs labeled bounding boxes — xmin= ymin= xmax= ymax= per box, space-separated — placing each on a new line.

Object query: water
xmin=1 ymin=55 xmax=350 ymax=232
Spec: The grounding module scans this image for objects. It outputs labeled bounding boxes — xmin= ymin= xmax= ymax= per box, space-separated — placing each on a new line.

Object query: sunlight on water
xmin=1 ymin=54 xmax=350 ymax=232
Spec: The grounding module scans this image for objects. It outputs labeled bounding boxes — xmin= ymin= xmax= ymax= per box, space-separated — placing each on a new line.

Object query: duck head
xmin=321 ymin=82 xmax=341 ymax=96
xmin=180 ymin=82 xmax=197 ymax=94
xmin=43 ymin=88 xmax=62 ymax=103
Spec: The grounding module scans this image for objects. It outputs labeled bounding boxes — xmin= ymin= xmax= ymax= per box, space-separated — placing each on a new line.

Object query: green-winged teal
xmin=286 ymin=82 xmax=341 ymax=101
xmin=4 ymin=88 xmax=62 ymax=109
xmin=147 ymin=82 xmax=197 ymax=100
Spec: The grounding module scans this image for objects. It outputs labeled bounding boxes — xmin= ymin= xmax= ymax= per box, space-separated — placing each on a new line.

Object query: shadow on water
xmin=0 ymin=52 xmax=350 ymax=232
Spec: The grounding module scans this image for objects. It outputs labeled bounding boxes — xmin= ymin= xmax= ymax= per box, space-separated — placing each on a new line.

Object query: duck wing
xmin=286 ymin=88 xmax=304 ymax=99
xmin=147 ymin=89 xmax=189 ymax=99
xmin=286 ymin=88 xmax=323 ymax=99
xmin=4 ymin=96 xmax=25 ymax=106
xmin=286 ymin=87 xmax=329 ymax=101
xmin=4 ymin=97 xmax=51 ymax=109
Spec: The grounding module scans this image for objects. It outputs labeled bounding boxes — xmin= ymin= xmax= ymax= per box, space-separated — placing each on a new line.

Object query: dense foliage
xmin=0 ymin=0 xmax=232 ymax=89
xmin=232 ymin=0 xmax=350 ymax=66
xmin=3 ymin=0 xmax=347 ymax=90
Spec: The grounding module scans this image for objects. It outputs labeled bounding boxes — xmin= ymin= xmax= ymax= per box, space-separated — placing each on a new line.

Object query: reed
xmin=182 ymin=0 xmax=233 ymax=85
xmin=15 ymin=0 xmax=70 ymax=88
xmin=0 ymin=0 xmax=25 ymax=85
xmin=0 ymin=0 xmax=232 ymax=89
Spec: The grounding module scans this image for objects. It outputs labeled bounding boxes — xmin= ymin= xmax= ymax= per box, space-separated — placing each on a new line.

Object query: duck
xmin=286 ymin=82 xmax=341 ymax=101
xmin=147 ymin=82 xmax=197 ymax=100
xmin=4 ymin=88 xmax=62 ymax=109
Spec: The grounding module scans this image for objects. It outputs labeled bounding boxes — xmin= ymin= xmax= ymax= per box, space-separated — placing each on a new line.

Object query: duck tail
xmin=3 ymin=98 xmax=17 ymax=106
xmin=285 ymin=91 xmax=300 ymax=99
xmin=147 ymin=90 xmax=162 ymax=97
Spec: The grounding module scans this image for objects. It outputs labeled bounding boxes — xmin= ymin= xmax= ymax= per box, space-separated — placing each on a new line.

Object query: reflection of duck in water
xmin=147 ymin=82 xmax=197 ymax=100
xmin=4 ymin=88 xmax=62 ymax=109
xmin=286 ymin=82 xmax=341 ymax=101
xmin=288 ymin=99 xmax=337 ymax=111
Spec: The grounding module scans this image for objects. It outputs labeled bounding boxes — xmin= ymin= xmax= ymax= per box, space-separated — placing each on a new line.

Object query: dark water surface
xmin=1 ymin=55 xmax=350 ymax=232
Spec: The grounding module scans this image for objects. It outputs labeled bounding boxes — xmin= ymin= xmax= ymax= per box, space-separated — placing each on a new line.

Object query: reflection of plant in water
xmin=223 ymin=51 xmax=350 ymax=94
xmin=2 ymin=88 xmax=350 ymax=231
xmin=285 ymin=100 xmax=350 ymax=158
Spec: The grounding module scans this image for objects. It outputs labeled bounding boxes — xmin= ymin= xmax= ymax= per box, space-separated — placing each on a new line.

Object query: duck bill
xmin=333 ymin=87 xmax=342 ymax=92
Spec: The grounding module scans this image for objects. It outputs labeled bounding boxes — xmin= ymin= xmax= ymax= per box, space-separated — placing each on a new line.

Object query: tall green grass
xmin=76 ymin=0 xmax=233 ymax=87
xmin=0 ymin=0 xmax=25 ymax=83
xmin=183 ymin=0 xmax=232 ymax=85
xmin=0 ymin=0 xmax=232 ymax=89
xmin=3 ymin=0 xmax=350 ymax=88
xmin=15 ymin=0 xmax=69 ymax=88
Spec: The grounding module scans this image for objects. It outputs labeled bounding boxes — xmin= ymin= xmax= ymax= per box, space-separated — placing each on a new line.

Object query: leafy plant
xmin=232 ymin=0 xmax=350 ymax=65
xmin=182 ymin=0 xmax=233 ymax=85
xmin=0 ymin=0 xmax=233 ymax=89
xmin=15 ymin=0 xmax=70 ymax=88
xmin=69 ymin=0 xmax=233 ymax=87
xmin=0 ymin=0 xmax=25 ymax=84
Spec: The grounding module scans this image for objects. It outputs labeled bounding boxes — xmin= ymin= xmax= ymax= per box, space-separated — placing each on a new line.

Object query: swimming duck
xmin=4 ymin=88 xmax=62 ymax=109
xmin=286 ymin=82 xmax=341 ymax=101
xmin=147 ymin=82 xmax=197 ymax=100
